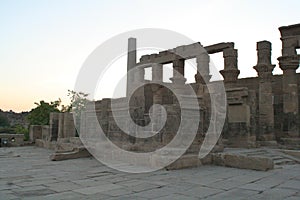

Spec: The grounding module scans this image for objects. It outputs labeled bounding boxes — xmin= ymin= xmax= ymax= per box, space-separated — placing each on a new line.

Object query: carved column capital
xmin=223 ymin=48 xmax=238 ymax=70
xmin=221 ymin=48 xmax=240 ymax=83
xmin=220 ymin=69 xmax=240 ymax=83
xmin=278 ymin=55 xmax=299 ymax=71
xmin=253 ymin=41 xmax=275 ymax=81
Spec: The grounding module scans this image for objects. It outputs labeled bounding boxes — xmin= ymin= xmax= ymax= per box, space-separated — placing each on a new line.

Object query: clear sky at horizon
xmin=0 ymin=0 xmax=299 ymax=112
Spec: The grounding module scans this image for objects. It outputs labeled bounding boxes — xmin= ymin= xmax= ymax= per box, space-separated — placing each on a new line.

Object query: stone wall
xmin=0 ymin=134 xmax=24 ymax=147
xmin=30 ymin=112 xmax=76 ymax=150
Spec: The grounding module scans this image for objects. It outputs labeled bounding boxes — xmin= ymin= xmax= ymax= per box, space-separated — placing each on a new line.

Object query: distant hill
xmin=0 ymin=109 xmax=29 ymax=128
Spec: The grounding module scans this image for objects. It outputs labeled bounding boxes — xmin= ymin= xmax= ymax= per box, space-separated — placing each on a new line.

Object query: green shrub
xmin=27 ymin=100 xmax=60 ymax=125
xmin=14 ymin=125 xmax=29 ymax=141
xmin=0 ymin=113 xmax=10 ymax=127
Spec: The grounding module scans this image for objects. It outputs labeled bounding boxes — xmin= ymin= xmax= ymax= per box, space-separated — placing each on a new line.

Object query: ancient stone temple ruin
xmin=31 ymin=24 xmax=300 ymax=170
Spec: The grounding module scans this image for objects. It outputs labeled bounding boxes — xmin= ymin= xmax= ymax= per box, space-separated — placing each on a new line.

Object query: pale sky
xmin=0 ymin=0 xmax=299 ymax=112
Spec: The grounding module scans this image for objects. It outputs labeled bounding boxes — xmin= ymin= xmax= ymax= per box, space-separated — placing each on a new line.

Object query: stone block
xmin=50 ymin=147 xmax=91 ymax=161
xmin=222 ymin=154 xmax=274 ymax=171
xmin=69 ymin=137 xmax=83 ymax=146
xmin=212 ymin=153 xmax=225 ymax=166
xmin=280 ymin=149 xmax=300 ymax=159
xmin=35 ymin=139 xmax=45 ymax=148
xmin=29 ymin=125 xmax=42 ymax=142
xmin=280 ymin=138 xmax=300 ymax=149
xmin=228 ymin=105 xmax=250 ymax=124
xmin=44 ymin=141 xmax=57 ymax=150
xmin=199 ymin=154 xmax=212 ymax=165
xmin=164 ymin=154 xmax=201 ymax=170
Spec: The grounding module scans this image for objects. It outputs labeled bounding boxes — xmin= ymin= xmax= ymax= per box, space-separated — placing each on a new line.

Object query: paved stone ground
xmin=0 ymin=146 xmax=299 ymax=200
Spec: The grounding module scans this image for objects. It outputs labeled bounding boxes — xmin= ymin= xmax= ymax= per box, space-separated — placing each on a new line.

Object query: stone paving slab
xmin=246 ymin=188 xmax=298 ymax=200
xmin=14 ymin=188 xmax=56 ymax=198
xmin=0 ymin=146 xmax=299 ymax=199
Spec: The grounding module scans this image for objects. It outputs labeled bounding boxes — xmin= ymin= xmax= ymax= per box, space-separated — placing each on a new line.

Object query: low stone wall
xmin=29 ymin=125 xmax=50 ymax=142
xmin=0 ymin=134 xmax=24 ymax=147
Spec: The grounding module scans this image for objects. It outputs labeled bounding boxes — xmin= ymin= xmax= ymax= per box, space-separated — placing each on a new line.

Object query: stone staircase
xmin=239 ymin=148 xmax=299 ymax=166
xmin=211 ymin=148 xmax=300 ymax=170
xmin=49 ymin=137 xmax=91 ymax=161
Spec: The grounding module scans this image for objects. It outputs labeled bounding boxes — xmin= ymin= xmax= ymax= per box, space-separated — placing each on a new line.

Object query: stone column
xmin=195 ymin=53 xmax=211 ymax=84
xmin=129 ymin=62 xmax=145 ymax=129
xmin=151 ymin=63 xmax=163 ymax=132
xmin=277 ymin=24 xmax=300 ymax=138
xmin=253 ymin=41 xmax=276 ymax=141
xmin=63 ymin=113 xmax=76 ymax=138
xmin=152 ymin=63 xmax=163 ymax=82
xmin=133 ymin=67 xmax=144 ymax=83
xmin=126 ymin=38 xmax=137 ymax=97
xmin=152 ymin=89 xmax=163 ymax=133
xmin=29 ymin=125 xmax=42 ymax=142
xmin=220 ymin=48 xmax=240 ymax=86
xmin=278 ymin=55 xmax=299 ymax=137
xmin=170 ymin=59 xmax=186 ymax=84
xmin=49 ymin=112 xmax=59 ymax=141
xmin=58 ymin=113 xmax=64 ymax=139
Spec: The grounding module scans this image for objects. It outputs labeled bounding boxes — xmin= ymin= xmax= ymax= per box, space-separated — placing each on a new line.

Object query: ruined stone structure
xmin=30 ymin=24 xmax=300 ymax=169
xmin=30 ymin=113 xmax=77 ymax=148
xmin=80 ymin=24 xmax=300 ymax=168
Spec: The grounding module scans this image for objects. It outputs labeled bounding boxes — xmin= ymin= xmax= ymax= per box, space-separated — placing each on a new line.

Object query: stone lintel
xmin=205 ymin=42 xmax=234 ymax=54
xmin=279 ymin=23 xmax=300 ymax=37
xmin=138 ymin=42 xmax=205 ymax=64
xmin=138 ymin=42 xmax=234 ymax=65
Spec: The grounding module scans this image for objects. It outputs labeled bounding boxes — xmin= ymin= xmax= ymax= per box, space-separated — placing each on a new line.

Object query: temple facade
xmin=31 ymin=24 xmax=300 ymax=169
xmin=80 ymin=24 xmax=300 ymax=151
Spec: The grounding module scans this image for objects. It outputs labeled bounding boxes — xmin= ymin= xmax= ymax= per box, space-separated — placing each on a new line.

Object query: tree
xmin=67 ymin=90 xmax=89 ymax=134
xmin=0 ymin=113 xmax=10 ymax=127
xmin=26 ymin=100 xmax=61 ymax=125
